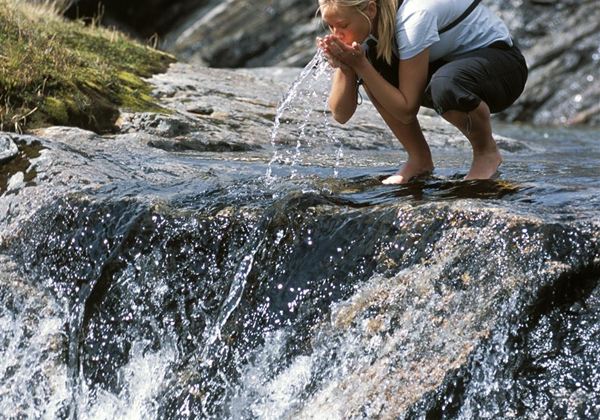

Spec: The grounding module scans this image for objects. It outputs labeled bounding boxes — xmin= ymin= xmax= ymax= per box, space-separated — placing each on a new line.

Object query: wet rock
xmin=137 ymin=201 xmax=598 ymax=418
xmin=5 ymin=172 xmax=25 ymax=194
xmin=117 ymin=112 xmax=195 ymax=138
xmin=147 ymin=133 xmax=259 ymax=153
xmin=145 ymin=64 xmax=530 ymax=153
xmin=0 ymin=135 xmax=46 ymax=200
xmin=33 ymin=126 xmax=99 ymax=143
xmin=0 ymin=135 xmax=18 ymax=163
xmin=186 ymin=105 xmax=214 ymax=115
xmin=0 ymin=53 xmax=598 ymax=418
xmin=492 ymin=0 xmax=600 ymax=125
xmin=161 ymin=0 xmax=318 ymax=68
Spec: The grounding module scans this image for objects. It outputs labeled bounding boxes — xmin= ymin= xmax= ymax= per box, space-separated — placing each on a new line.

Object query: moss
xmin=118 ymin=71 xmax=146 ymax=89
xmin=42 ymin=97 xmax=69 ymax=124
xmin=0 ymin=0 xmax=176 ymax=133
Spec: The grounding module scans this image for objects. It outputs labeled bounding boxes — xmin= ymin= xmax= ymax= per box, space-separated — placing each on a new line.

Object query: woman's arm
xmin=328 ymin=68 xmax=358 ymax=124
xmin=318 ymin=35 xmax=358 ymax=124
xmin=325 ymin=37 xmax=430 ymax=125
xmin=356 ymin=50 xmax=430 ymax=124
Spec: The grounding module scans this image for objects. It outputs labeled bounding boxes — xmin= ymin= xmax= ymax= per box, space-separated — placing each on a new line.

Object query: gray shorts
xmin=421 ymin=42 xmax=528 ymax=115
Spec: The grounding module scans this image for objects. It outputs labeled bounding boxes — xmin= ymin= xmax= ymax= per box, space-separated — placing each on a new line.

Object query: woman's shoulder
xmin=397 ymin=0 xmax=439 ymax=26
xmin=398 ymin=0 xmax=483 ymax=32
xmin=397 ymin=0 xmax=441 ymax=24
xmin=398 ymin=0 xmax=469 ymax=21
xmin=398 ymin=0 xmax=442 ymax=14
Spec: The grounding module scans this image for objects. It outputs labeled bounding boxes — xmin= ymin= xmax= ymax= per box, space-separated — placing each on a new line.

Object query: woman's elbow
xmin=332 ymin=111 xmax=352 ymax=124
xmin=329 ymin=103 xmax=356 ymax=124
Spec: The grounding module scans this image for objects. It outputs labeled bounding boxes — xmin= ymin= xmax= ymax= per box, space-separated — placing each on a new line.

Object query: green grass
xmin=0 ymin=0 xmax=176 ymax=133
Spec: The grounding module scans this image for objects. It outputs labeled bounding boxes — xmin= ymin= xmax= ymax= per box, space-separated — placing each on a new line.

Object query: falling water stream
xmin=0 ymin=54 xmax=599 ymax=419
xmin=267 ymin=50 xmax=341 ymax=181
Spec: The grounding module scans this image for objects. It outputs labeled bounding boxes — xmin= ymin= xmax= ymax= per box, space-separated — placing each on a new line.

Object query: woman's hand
xmin=317 ymin=36 xmax=349 ymax=72
xmin=317 ymin=35 xmax=364 ymax=74
xmin=316 ymin=34 xmax=361 ymax=124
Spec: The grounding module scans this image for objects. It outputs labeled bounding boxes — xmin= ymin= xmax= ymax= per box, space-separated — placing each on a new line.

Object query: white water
xmin=76 ymin=340 xmax=177 ymax=420
xmin=0 ymin=268 xmax=70 ymax=419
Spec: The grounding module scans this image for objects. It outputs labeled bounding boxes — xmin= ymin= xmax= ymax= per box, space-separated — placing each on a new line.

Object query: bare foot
xmin=382 ymin=161 xmax=434 ymax=185
xmin=465 ymin=149 xmax=502 ymax=180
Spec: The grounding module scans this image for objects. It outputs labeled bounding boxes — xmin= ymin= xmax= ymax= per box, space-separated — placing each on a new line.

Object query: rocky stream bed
xmin=1 ymin=61 xmax=599 ymax=418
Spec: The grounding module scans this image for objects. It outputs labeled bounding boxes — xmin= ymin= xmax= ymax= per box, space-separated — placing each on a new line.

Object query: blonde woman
xmin=316 ymin=0 xmax=527 ymax=184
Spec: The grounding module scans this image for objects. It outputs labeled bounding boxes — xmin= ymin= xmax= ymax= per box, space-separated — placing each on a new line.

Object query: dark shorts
xmin=421 ymin=41 xmax=528 ymax=115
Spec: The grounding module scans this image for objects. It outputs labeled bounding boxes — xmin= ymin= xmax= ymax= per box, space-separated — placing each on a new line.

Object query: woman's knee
xmin=428 ymin=73 xmax=480 ymax=114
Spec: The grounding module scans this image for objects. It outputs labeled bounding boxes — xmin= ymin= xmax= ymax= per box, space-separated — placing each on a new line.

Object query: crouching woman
xmin=317 ymin=0 xmax=528 ymax=183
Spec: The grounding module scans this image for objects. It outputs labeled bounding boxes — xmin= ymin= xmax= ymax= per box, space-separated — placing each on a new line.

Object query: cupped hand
xmin=317 ymin=35 xmax=363 ymax=72
xmin=317 ymin=36 xmax=348 ymax=71
xmin=319 ymin=35 xmax=364 ymax=69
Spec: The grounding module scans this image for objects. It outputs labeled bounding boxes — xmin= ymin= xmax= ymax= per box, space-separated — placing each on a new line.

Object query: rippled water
xmin=1 ymin=62 xmax=599 ymax=418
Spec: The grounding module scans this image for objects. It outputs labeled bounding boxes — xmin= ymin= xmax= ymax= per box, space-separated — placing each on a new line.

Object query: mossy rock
xmin=0 ymin=1 xmax=176 ymax=134
xmin=42 ymin=97 xmax=69 ymax=124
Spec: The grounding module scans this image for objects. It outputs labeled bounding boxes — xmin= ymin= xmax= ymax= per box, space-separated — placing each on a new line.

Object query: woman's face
xmin=321 ymin=4 xmax=372 ymax=45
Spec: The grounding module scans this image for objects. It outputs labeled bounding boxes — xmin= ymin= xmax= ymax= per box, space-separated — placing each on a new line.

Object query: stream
xmin=0 ymin=60 xmax=599 ymax=419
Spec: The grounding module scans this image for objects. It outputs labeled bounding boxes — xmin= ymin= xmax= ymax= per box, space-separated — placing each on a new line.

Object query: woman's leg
xmin=425 ymin=44 xmax=527 ymax=179
xmin=442 ymin=101 xmax=502 ymax=179
xmin=365 ymin=88 xmax=434 ymax=184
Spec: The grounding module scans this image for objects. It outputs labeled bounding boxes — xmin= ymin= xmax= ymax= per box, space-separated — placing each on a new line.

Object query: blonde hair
xmin=318 ymin=0 xmax=399 ymax=65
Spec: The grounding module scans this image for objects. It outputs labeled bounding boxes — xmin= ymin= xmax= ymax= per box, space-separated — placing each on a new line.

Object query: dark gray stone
xmin=160 ymin=0 xmax=600 ymax=127
xmin=63 ymin=0 xmax=599 ymax=126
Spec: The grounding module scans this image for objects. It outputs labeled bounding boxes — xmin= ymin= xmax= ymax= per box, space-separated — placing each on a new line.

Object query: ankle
xmin=471 ymin=140 xmax=500 ymax=156
xmin=406 ymin=154 xmax=433 ymax=170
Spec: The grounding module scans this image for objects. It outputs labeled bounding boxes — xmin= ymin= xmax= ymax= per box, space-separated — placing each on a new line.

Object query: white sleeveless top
xmin=395 ymin=0 xmax=513 ymax=62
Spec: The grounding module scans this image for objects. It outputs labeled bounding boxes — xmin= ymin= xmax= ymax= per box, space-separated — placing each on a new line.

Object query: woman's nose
xmin=333 ymin=28 xmax=345 ymax=40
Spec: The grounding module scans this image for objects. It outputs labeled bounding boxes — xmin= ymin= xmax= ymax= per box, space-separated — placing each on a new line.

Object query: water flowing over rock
xmin=1 ymin=63 xmax=599 ymax=418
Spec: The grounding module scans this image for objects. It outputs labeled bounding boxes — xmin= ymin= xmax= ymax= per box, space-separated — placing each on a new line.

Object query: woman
xmin=317 ymin=0 xmax=528 ymax=184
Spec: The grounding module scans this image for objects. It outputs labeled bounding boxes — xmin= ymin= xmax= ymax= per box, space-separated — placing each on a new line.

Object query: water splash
xmin=76 ymin=340 xmax=177 ymax=420
xmin=265 ymin=49 xmax=338 ymax=182
xmin=0 ymin=256 xmax=70 ymax=418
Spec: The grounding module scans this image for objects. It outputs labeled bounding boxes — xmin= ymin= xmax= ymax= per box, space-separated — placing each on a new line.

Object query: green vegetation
xmin=0 ymin=0 xmax=176 ymax=133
